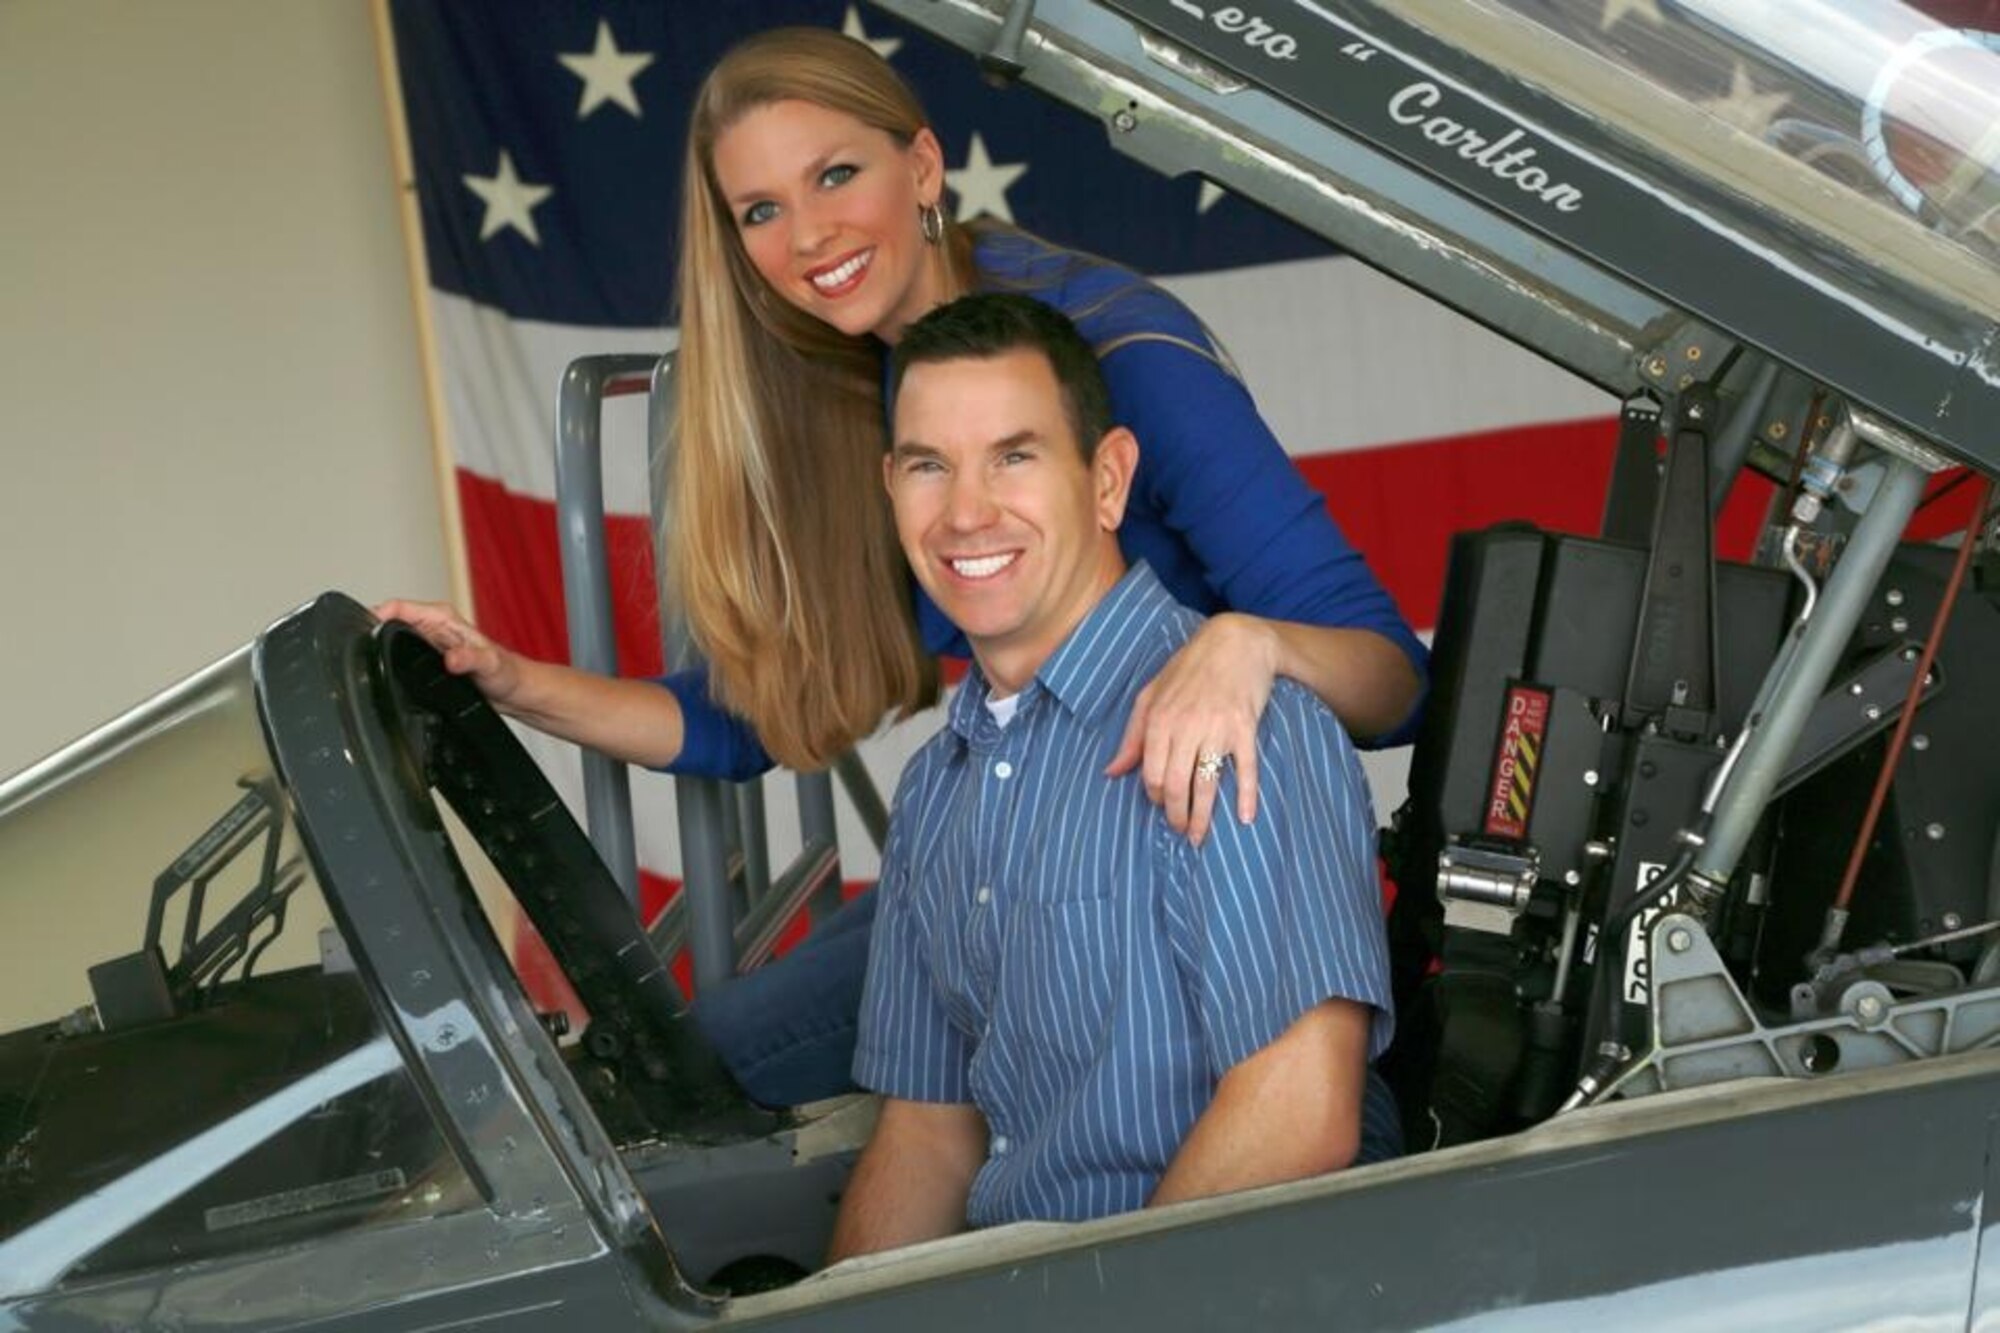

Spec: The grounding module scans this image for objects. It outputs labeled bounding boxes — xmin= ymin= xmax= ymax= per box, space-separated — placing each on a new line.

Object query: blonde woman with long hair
xmin=380 ymin=27 xmax=1424 ymax=1105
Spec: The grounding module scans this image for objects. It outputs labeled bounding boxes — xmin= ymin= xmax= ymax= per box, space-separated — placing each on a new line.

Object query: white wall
xmin=0 ymin=0 xmax=448 ymax=777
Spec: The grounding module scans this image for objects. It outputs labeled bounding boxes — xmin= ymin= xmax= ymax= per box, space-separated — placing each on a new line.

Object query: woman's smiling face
xmin=710 ymin=99 xmax=947 ymax=344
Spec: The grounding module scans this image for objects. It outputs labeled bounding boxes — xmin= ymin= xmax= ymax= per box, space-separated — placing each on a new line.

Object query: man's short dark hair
xmin=889 ymin=293 xmax=1115 ymax=456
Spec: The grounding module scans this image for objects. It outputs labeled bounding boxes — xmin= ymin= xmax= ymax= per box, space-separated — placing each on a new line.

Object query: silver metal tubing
xmin=1817 ymin=414 xmax=1862 ymax=471
xmin=1707 ymin=358 xmax=1782 ymax=515
xmin=1696 ymin=522 xmax=1816 ymax=817
xmin=646 ymin=355 xmax=695 ymax=668
xmin=676 ymin=779 xmax=739 ymax=993
xmin=798 ymin=771 xmax=844 ymax=920
xmin=982 ymin=0 xmax=1038 ymax=79
xmin=0 ymin=644 xmax=247 ymax=820
xmin=1701 ymin=726 xmax=1751 ymax=816
xmin=1693 ymin=454 xmax=1929 ymax=885
xmin=1888 ymin=917 xmax=2000 ymax=956
xmin=1548 ymin=892 xmax=1585 ymax=1001
xmin=1780 ymin=523 xmax=1819 ymax=629
xmin=737 ymin=782 xmax=772 ymax=905
xmin=834 ymin=751 xmax=890 ymax=852
xmin=737 ymin=842 xmax=844 ymax=974
xmin=643 ymin=354 xmax=741 ymax=993
xmin=554 ymin=354 xmax=660 ymax=906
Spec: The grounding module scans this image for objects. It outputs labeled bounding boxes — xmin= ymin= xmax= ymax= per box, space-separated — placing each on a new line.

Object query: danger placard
xmin=1483 ymin=685 xmax=1551 ymax=840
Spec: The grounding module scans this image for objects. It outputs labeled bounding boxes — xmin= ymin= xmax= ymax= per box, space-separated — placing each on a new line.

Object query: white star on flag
xmin=557 ymin=19 xmax=655 ymax=119
xmin=1699 ymin=63 xmax=1791 ymax=139
xmin=947 ymin=133 xmax=1028 ymax=223
xmin=1198 ymin=180 xmax=1228 ymax=215
xmin=843 ymin=6 xmax=903 ymax=61
xmin=1599 ymin=0 xmax=1663 ymax=30
xmin=463 ymin=150 xmax=553 ymax=244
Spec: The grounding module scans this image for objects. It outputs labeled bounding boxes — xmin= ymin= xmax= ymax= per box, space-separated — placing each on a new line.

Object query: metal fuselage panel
xmin=728 ymin=1062 xmax=1992 ymax=1330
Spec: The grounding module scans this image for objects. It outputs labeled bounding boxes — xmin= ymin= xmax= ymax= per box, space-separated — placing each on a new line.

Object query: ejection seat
xmin=1382 ymin=389 xmax=2000 ymax=1151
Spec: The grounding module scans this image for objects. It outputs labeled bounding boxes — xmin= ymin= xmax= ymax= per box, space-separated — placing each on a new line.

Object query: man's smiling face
xmin=886 ymin=347 xmax=1134 ymax=694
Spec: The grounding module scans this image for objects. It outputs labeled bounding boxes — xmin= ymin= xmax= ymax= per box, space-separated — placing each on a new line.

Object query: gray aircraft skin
xmin=5 ymin=1 xmax=2000 ymax=1329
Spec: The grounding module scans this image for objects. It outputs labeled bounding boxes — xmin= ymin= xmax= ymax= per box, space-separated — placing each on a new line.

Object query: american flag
xmin=391 ymin=0 xmax=1965 ymax=939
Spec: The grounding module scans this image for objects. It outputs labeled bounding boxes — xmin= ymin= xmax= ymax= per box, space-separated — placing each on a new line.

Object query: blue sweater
xmin=662 ymin=232 xmax=1427 ymax=779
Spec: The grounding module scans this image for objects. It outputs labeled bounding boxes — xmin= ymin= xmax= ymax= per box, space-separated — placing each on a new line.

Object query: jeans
xmin=688 ymin=890 xmax=880 ymax=1107
xmin=1357 ymin=1068 xmax=1405 ymax=1165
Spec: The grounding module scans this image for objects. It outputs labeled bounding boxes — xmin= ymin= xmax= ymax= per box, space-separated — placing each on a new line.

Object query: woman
xmin=381 ymin=27 xmax=1425 ymax=1104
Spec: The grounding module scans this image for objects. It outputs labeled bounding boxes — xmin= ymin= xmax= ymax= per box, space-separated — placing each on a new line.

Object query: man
xmin=827 ymin=294 xmax=1395 ymax=1261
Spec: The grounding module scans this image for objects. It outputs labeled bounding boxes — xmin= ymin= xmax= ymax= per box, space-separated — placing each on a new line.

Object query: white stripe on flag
xmin=1162 ymin=255 xmax=1614 ymax=452
xmin=432 ymin=288 xmax=673 ymax=507
xmin=432 ymin=255 xmax=1613 ymax=509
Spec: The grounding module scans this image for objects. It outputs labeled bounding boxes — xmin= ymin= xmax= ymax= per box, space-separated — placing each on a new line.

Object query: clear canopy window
xmin=1390 ymin=0 xmax=2000 ymax=308
xmin=0 ymin=651 xmax=474 ymax=1292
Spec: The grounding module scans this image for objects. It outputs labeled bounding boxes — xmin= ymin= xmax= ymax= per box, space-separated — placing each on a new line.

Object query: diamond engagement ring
xmin=1194 ymin=751 xmax=1227 ymax=783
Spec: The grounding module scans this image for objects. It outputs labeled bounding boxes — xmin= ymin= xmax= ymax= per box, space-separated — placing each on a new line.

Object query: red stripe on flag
xmin=1908 ymin=470 xmax=1986 ymax=542
xmin=457 ymin=470 xmax=664 ymax=674
xmin=1304 ymin=416 xmax=1806 ymax=629
xmin=459 ymin=421 xmax=1963 ymax=659
xmin=1300 ymin=418 xmax=1619 ymax=630
xmin=459 ymin=424 xmax=1641 ymax=664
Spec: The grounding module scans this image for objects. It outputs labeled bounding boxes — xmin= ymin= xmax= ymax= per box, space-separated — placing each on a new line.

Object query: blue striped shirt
xmin=853 ymin=563 xmax=1394 ymax=1226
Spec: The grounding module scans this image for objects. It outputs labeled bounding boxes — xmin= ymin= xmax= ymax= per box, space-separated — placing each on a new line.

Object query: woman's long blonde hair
xmin=671 ymin=28 xmax=971 ymax=770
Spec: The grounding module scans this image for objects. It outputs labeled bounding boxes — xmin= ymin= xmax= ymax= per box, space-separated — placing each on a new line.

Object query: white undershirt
xmin=985 ymin=692 xmax=1022 ymax=729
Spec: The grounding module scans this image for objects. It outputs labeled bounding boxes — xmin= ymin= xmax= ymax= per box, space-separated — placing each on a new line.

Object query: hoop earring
xmin=919 ymin=201 xmax=945 ymax=246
